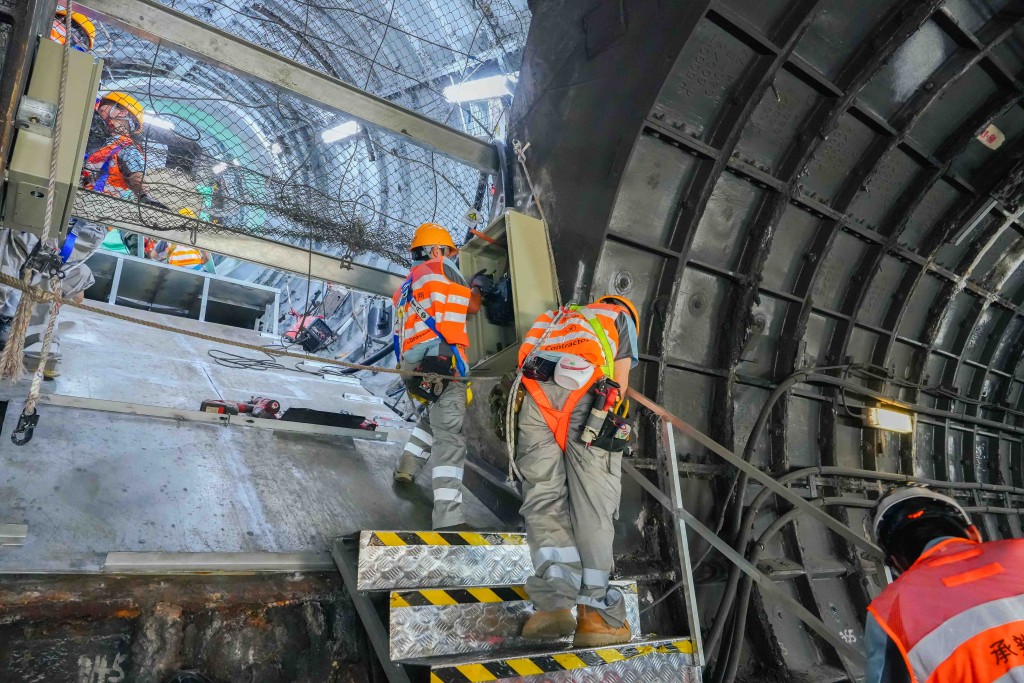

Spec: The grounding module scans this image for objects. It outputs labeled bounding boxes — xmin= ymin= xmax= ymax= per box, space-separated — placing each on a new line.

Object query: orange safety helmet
xmin=98 ymin=91 xmax=144 ymax=132
xmin=409 ymin=222 xmax=457 ymax=252
xmin=53 ymin=8 xmax=96 ymax=50
xmin=597 ymin=294 xmax=639 ymax=328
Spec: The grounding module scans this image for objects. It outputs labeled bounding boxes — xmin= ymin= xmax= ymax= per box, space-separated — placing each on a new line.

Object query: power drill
xmin=581 ymin=378 xmax=620 ymax=448
xmin=200 ymin=397 xmax=281 ymax=419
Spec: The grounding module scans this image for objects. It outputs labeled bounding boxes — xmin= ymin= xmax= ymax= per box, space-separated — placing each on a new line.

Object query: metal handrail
xmin=622 ymin=388 xmax=870 ymax=668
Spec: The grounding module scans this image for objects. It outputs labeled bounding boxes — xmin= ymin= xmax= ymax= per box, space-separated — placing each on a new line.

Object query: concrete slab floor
xmin=0 ymin=305 xmax=503 ymax=572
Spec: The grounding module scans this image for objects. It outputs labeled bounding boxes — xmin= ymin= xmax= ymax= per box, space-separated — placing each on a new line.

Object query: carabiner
xmin=10 ymin=410 xmax=39 ymax=446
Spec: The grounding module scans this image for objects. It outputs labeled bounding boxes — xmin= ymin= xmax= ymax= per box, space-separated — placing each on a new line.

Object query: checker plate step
xmin=389 ymin=580 xmax=643 ymax=660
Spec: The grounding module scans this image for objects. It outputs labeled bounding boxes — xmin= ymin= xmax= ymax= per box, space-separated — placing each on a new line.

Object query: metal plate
xmin=418 ymin=638 xmax=697 ymax=683
xmin=357 ymin=530 xmax=531 ymax=590
xmin=388 ymin=581 xmax=642 ymax=661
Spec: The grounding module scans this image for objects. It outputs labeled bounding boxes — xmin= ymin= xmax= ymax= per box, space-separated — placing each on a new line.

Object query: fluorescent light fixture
xmin=443 ymin=75 xmax=511 ymax=103
xmin=322 ymin=121 xmax=360 ymax=144
xmin=270 ymin=142 xmax=283 ymax=155
xmin=146 ymin=113 xmax=175 ymax=130
xmin=864 ymin=407 xmax=913 ymax=433
xmin=212 ymin=162 xmax=228 ymax=174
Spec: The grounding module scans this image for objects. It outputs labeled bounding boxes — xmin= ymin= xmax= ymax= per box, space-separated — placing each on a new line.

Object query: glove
xmin=470 ymin=268 xmax=495 ymax=296
xmin=139 ymin=193 xmax=169 ymax=210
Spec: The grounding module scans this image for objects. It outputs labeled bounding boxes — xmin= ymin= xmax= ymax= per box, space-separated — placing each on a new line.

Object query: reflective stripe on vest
xmin=518 ymin=304 xmax=624 ymax=373
xmin=868 ymin=538 xmax=1024 ymax=683
xmin=167 ymin=246 xmax=204 ymax=267
xmin=392 ymin=259 xmax=471 ymax=372
xmin=51 ymin=21 xmax=68 ymax=44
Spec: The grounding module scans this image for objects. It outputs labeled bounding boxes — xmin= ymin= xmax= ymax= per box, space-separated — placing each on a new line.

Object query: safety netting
xmin=72 ymin=0 xmax=530 ymax=269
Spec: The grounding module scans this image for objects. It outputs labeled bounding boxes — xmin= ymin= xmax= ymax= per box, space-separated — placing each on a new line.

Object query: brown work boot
xmin=573 ymin=605 xmax=631 ymax=647
xmin=521 ymin=609 xmax=576 ymax=639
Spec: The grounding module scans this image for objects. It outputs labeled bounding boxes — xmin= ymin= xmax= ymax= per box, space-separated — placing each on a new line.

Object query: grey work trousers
xmin=516 ymin=381 xmax=627 ymax=627
xmin=395 ymin=359 xmax=468 ymax=529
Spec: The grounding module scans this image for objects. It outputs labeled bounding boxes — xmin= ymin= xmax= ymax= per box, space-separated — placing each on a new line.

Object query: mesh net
xmin=73 ymin=0 xmax=529 ymax=269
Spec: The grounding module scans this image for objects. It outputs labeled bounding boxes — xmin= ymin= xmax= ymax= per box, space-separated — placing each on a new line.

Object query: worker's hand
xmin=470 ymin=269 xmax=495 ymax=296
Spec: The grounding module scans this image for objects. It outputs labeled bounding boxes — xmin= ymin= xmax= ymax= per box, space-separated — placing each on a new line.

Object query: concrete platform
xmin=0 ymin=304 xmax=502 ymax=572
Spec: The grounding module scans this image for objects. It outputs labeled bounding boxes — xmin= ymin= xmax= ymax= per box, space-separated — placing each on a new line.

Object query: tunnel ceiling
xmin=510 ymin=0 xmax=1024 ymax=680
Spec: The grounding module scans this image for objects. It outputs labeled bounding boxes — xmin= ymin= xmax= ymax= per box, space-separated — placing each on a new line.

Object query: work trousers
xmin=516 ymin=382 xmax=627 ymax=627
xmin=395 ymin=358 xmax=468 ymax=529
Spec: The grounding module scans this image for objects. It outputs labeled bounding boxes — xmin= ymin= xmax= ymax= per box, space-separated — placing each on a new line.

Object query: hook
xmin=10 ymin=409 xmax=39 ymax=446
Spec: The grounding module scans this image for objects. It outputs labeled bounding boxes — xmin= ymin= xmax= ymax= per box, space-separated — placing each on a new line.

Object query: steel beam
xmin=83 ymin=200 xmax=404 ymax=297
xmin=78 ymin=0 xmax=499 ymax=175
xmin=103 ymin=551 xmax=336 ymax=573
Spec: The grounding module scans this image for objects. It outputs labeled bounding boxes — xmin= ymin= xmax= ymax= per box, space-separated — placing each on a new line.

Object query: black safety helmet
xmin=873 ymin=486 xmax=975 ymax=571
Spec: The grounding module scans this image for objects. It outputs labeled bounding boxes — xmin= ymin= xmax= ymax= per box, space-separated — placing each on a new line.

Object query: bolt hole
xmin=30 ymin=191 xmax=44 ymax=198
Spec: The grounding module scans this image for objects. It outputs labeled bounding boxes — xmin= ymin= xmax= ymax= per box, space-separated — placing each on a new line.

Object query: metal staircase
xmin=332 ymin=529 xmax=700 ymax=682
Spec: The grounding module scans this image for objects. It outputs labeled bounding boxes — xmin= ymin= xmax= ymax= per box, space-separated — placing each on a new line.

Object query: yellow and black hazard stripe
xmin=391 ymin=585 xmax=528 ymax=608
xmin=367 ymin=530 xmax=526 ymax=547
xmin=428 ymin=639 xmax=694 ymax=682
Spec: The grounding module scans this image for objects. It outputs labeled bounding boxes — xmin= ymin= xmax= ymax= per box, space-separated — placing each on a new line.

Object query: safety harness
xmin=83 ymin=137 xmax=140 ymax=194
xmin=392 ymin=272 xmax=469 ymax=377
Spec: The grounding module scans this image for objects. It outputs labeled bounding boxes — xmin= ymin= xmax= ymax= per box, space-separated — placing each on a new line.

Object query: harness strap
xmin=522 ymin=377 xmax=595 ymax=450
xmin=574 ymin=305 xmax=615 ymax=378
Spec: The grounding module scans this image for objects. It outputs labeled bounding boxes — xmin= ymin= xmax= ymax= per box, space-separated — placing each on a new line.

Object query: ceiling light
xmin=443 ymin=75 xmax=512 ymax=103
xmin=270 ymin=142 xmax=283 ymax=155
xmin=864 ymin=407 xmax=913 ymax=433
xmin=232 ymin=158 xmax=240 ymax=165
xmin=212 ymin=162 xmax=228 ymax=174
xmin=322 ymin=121 xmax=360 ymax=144
xmin=146 ymin=113 xmax=175 ymax=131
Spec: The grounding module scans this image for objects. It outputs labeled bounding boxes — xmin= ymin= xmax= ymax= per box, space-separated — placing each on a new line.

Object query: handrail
xmin=622 ymin=388 xmax=869 ymax=669
xmin=626 ymin=388 xmax=882 ymax=558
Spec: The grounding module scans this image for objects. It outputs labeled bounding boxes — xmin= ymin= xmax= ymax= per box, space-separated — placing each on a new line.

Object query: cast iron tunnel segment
xmin=331 ymin=532 xmax=699 ymax=682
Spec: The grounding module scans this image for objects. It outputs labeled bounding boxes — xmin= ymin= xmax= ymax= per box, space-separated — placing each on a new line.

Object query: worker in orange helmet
xmin=50 ymin=7 xmax=97 ymax=52
xmin=866 ymin=485 xmax=1024 ymax=683
xmin=81 ymin=91 xmax=164 ymax=207
xmin=514 ymin=294 xmax=640 ymax=647
xmin=391 ymin=223 xmax=486 ymax=531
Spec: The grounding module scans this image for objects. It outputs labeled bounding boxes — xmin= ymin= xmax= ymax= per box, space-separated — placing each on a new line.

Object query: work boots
xmin=573 ymin=605 xmax=631 ymax=647
xmin=521 ymin=608 xmax=576 ymax=639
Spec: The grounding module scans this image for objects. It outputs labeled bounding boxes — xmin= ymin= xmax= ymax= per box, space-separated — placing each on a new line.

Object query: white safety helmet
xmin=873 ymin=486 xmax=974 ymax=569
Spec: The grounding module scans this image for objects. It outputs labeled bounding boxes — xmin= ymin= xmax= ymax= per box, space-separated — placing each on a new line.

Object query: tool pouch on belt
xmin=405 ymin=354 xmax=454 ymax=403
xmin=590 ymin=412 xmax=634 ymax=453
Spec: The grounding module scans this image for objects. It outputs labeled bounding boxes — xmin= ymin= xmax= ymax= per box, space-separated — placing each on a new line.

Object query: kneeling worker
xmin=516 ymin=295 xmax=639 ymax=647
xmin=867 ymin=486 xmax=1024 ymax=683
xmin=392 ymin=223 xmax=484 ymax=531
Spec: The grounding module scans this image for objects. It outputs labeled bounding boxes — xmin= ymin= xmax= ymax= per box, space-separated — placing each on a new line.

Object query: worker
xmin=50 ymin=7 xmax=96 ymax=52
xmin=866 ymin=485 xmax=1024 ymax=683
xmin=81 ymin=92 xmax=165 ymax=205
xmin=390 ymin=222 xmax=484 ymax=532
xmin=515 ymin=295 xmax=640 ymax=648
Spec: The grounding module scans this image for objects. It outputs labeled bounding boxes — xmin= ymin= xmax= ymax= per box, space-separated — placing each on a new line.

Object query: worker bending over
xmin=516 ymin=295 xmax=639 ymax=648
xmin=866 ymin=486 xmax=1024 ymax=683
xmin=391 ymin=223 xmax=485 ymax=531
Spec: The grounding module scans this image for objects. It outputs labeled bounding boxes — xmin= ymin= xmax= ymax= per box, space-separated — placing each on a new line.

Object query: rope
xmin=0 ymin=270 xmax=502 ymax=385
xmin=512 ymin=139 xmax=561 ymax=307
xmin=24 ymin=279 xmax=61 ymax=415
xmin=0 ymin=5 xmax=73 ymax=391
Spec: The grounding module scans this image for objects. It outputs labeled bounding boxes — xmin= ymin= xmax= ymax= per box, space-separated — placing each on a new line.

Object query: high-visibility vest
xmin=50 ymin=20 xmax=68 ymax=44
xmin=517 ymin=303 xmax=626 ymax=449
xmin=81 ymin=136 xmax=143 ymax=194
xmin=167 ymin=245 xmax=204 ymax=267
xmin=392 ymin=259 xmax=471 ymax=357
xmin=868 ymin=537 xmax=1024 ymax=683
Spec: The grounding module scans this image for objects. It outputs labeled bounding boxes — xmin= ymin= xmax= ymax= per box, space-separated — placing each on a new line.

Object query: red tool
xmin=581 ymin=378 xmax=620 ymax=447
xmin=201 ymin=397 xmax=281 ymax=419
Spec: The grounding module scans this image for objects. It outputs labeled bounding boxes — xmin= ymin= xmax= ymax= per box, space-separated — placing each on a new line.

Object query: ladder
xmin=332 ymin=529 xmax=700 ymax=682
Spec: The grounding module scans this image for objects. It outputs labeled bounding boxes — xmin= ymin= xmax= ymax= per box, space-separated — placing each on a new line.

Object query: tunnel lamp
xmin=864 ymin=407 xmax=913 ymax=433
xmin=146 ymin=112 xmax=175 ymax=130
xmin=322 ymin=121 xmax=360 ymax=144
xmin=270 ymin=142 xmax=283 ymax=155
xmin=211 ymin=162 xmax=228 ymax=174
xmin=443 ymin=75 xmax=511 ymax=103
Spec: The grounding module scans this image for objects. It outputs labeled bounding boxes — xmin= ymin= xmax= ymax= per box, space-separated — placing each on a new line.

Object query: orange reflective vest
xmin=868 ymin=537 xmax=1024 ymax=683
xmin=50 ymin=20 xmax=68 ymax=44
xmin=167 ymin=245 xmax=204 ymax=267
xmin=392 ymin=259 xmax=471 ymax=358
xmin=82 ymin=136 xmax=142 ymax=194
xmin=517 ymin=303 xmax=627 ymax=449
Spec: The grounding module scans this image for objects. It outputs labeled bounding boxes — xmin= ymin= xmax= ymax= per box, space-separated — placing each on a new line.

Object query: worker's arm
xmin=613 ymin=357 xmax=631 ymax=391
xmin=124 ymin=171 xmax=150 ymax=198
xmin=864 ymin=613 xmax=910 ymax=683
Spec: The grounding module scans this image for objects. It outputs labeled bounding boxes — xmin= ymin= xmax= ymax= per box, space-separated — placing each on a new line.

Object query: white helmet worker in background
xmin=864 ymin=485 xmax=1024 ymax=683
